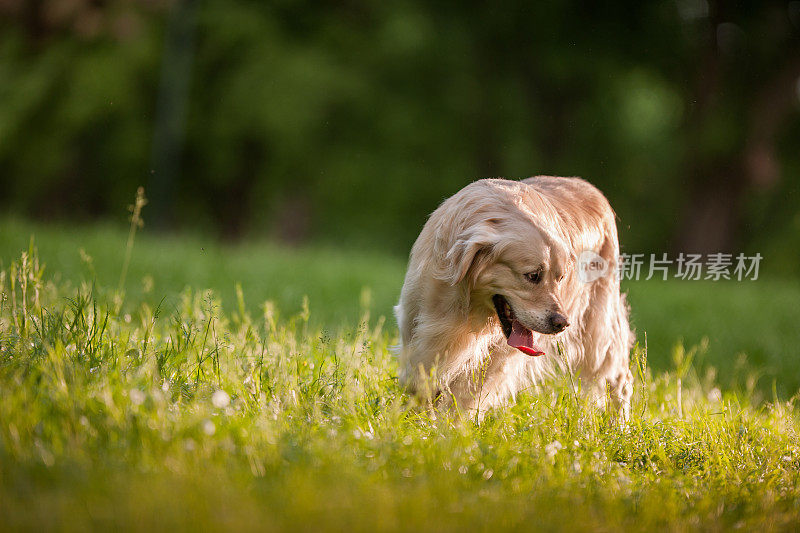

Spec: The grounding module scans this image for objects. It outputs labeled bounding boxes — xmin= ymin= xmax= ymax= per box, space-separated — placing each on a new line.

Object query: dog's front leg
xmin=607 ymin=368 xmax=634 ymax=422
xmin=439 ymin=351 xmax=519 ymax=421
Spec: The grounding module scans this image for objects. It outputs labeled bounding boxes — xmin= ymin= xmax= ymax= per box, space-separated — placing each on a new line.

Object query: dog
xmin=394 ymin=176 xmax=633 ymax=419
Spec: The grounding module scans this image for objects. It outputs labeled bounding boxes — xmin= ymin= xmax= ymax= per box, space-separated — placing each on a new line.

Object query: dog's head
xmin=433 ymin=182 xmax=573 ymax=356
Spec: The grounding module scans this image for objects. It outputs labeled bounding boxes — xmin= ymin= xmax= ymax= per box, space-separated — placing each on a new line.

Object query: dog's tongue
xmin=508 ymin=319 xmax=544 ymax=356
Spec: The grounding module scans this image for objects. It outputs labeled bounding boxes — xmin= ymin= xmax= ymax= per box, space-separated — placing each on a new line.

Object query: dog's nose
xmin=549 ymin=313 xmax=569 ymax=333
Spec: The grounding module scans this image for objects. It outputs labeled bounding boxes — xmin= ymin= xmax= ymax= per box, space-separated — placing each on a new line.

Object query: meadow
xmin=1 ymin=217 xmax=800 ymax=530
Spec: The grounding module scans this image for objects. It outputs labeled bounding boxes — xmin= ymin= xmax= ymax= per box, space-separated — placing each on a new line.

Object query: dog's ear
xmin=434 ymin=223 xmax=497 ymax=286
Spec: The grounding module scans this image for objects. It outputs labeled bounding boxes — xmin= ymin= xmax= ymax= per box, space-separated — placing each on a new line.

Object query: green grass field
xmin=2 ymin=217 xmax=800 ymax=530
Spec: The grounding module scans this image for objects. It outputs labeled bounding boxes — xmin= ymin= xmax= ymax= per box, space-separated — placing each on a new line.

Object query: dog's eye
xmin=524 ymin=271 xmax=542 ymax=284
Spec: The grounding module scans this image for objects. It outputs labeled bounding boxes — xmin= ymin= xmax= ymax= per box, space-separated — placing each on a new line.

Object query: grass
xmin=0 ymin=217 xmax=405 ymax=326
xmin=1 ymin=216 xmax=798 ymax=394
xmin=1 ymin=217 xmax=800 ymax=530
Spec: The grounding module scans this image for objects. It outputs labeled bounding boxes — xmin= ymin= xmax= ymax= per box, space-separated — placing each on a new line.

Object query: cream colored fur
xmin=394 ymin=176 xmax=633 ymax=419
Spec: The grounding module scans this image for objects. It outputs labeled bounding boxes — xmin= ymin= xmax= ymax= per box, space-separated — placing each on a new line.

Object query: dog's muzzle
xmin=491 ymin=295 xmax=545 ymax=357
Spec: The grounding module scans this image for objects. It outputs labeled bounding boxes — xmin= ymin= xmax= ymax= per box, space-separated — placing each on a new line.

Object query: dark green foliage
xmin=1 ymin=1 xmax=798 ymax=269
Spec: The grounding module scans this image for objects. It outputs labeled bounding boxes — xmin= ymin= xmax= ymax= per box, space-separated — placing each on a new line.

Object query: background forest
xmin=1 ymin=0 xmax=799 ymax=275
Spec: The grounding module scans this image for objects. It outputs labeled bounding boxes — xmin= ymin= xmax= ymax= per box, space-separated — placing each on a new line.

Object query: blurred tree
xmin=0 ymin=0 xmax=798 ymax=273
xmin=149 ymin=0 xmax=196 ymax=230
xmin=673 ymin=0 xmax=800 ymax=254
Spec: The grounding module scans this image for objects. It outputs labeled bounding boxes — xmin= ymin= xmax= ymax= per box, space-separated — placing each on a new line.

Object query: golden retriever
xmin=395 ymin=176 xmax=633 ymax=419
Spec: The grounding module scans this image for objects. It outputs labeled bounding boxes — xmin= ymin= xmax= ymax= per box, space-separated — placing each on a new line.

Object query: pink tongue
xmin=507 ymin=319 xmax=544 ymax=356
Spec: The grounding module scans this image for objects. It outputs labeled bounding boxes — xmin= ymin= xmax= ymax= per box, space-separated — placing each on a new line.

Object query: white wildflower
xmin=707 ymin=388 xmax=722 ymax=402
xmin=203 ymin=420 xmax=216 ymax=436
xmin=544 ymin=440 xmax=563 ymax=459
xmin=129 ymin=388 xmax=145 ymax=406
xmin=212 ymin=389 xmax=230 ymax=409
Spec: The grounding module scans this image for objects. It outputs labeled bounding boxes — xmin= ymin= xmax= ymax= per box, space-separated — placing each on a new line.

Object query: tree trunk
xmin=674 ymin=5 xmax=800 ymax=254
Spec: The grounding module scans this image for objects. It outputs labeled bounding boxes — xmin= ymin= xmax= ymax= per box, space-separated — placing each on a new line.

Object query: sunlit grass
xmin=2 ymin=216 xmax=799 ymax=395
xmin=2 ymin=240 xmax=800 ymax=530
